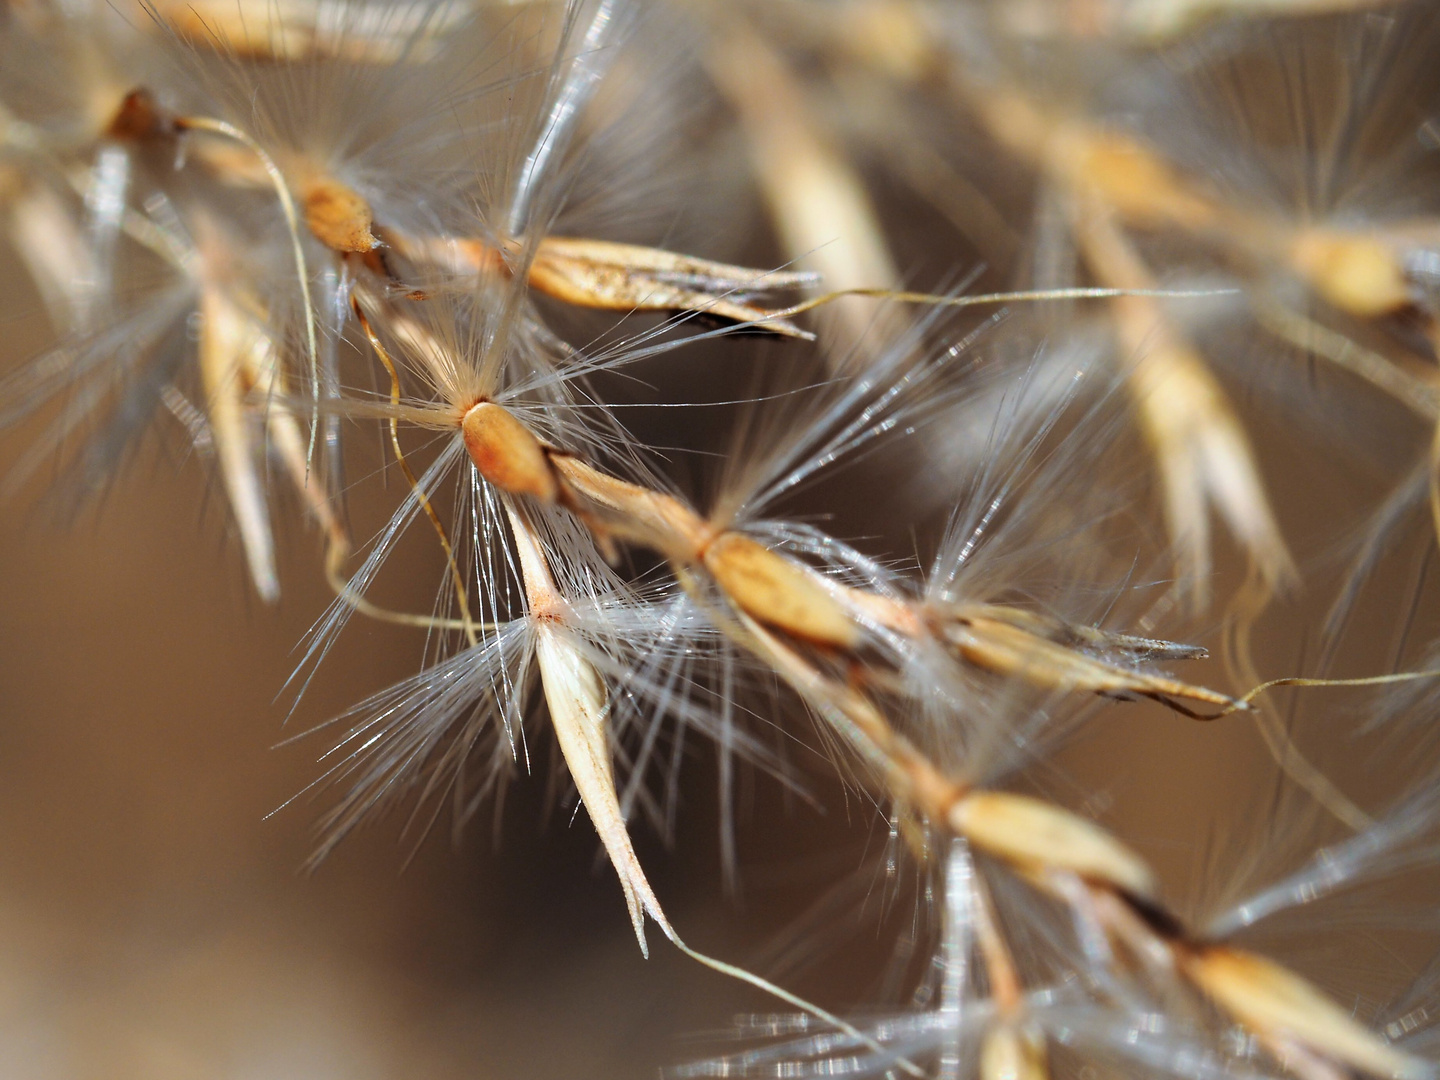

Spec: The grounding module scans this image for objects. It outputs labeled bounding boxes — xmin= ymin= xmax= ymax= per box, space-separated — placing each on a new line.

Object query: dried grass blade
xmin=198 ymin=281 xmax=279 ymax=602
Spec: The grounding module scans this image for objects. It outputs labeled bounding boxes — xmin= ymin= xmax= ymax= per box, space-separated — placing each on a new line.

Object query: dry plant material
xmin=462 ymin=401 xmax=561 ymax=504
xmin=820 ymin=8 xmax=1440 ymax=560
xmin=701 ymin=532 xmax=860 ymax=649
xmin=6 ymin=5 xmax=1440 ymax=1080
xmin=300 ymin=175 xmax=378 ymax=254
xmin=1182 ymin=946 xmax=1431 ymax=1080
xmin=153 ymin=0 xmax=470 ymax=62
xmin=704 ymin=15 xmax=907 ymax=363
xmin=386 ymin=229 xmax=819 ymax=336
xmin=948 ymin=792 xmax=1156 ymax=899
xmin=521 ymin=237 xmax=817 ymax=337
xmin=940 ymin=609 xmax=1235 ymax=708
xmin=979 ymin=1021 xmax=1049 ymax=1080
xmin=956 ymin=77 xmax=1422 ymax=326
xmin=509 ymin=505 xmax=673 ymax=954
xmin=3 ymin=177 xmax=102 ymax=331
xmin=197 ymin=274 xmax=281 ymax=602
xmin=1073 ymin=197 xmax=1294 ymax=603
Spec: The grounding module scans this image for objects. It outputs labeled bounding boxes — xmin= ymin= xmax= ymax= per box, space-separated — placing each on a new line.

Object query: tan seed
xmin=703 ymin=532 xmax=859 ymax=649
xmin=1186 ymin=947 xmax=1430 ymax=1080
xmin=949 ymin=791 xmax=1156 ymax=899
xmin=461 ymin=403 xmax=558 ymax=504
xmin=1290 ymin=231 xmax=1411 ymax=318
xmin=302 ymin=177 xmax=378 ymax=254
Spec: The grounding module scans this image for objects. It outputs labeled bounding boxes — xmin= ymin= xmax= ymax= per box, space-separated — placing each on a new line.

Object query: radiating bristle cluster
xmin=4 ymin=0 xmax=1440 ymax=1075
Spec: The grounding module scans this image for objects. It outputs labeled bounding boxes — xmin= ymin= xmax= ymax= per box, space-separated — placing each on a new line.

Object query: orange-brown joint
xmin=460 ymin=402 xmax=560 ymax=504
xmin=106 ymin=88 xmax=174 ymax=141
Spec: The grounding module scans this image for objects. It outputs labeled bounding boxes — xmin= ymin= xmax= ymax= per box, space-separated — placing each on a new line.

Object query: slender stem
xmin=175 ymin=114 xmax=322 ymax=473
xmin=353 ymin=297 xmax=479 ymax=648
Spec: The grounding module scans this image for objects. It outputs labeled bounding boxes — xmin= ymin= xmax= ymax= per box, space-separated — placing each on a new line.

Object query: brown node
xmin=302 ymin=177 xmax=378 ymax=254
xmin=1117 ymin=889 xmax=1189 ymax=942
xmin=461 ymin=402 xmax=560 ymax=505
xmin=106 ymin=88 xmax=171 ymax=141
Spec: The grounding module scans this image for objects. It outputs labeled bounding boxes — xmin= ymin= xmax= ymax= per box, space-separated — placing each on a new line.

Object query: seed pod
xmin=461 ymin=403 xmax=558 ymax=504
xmin=703 ymin=532 xmax=859 ymax=649
xmin=948 ymin=791 xmax=1156 ymax=899
xmin=981 ymin=1022 xmax=1049 ymax=1080
xmin=1184 ymin=946 xmax=1432 ymax=1080
xmin=302 ymin=177 xmax=378 ymax=254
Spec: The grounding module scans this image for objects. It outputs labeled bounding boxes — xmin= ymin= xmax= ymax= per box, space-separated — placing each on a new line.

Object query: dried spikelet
xmin=385 ymin=230 xmax=818 ymax=335
xmin=523 ymin=238 xmax=817 ymax=337
xmin=197 ymin=270 xmax=280 ymax=600
xmin=512 ymin=507 xmax=671 ymax=954
xmin=461 ymin=401 xmax=561 ymax=504
xmin=2 ymin=175 xmax=102 ymax=332
xmin=701 ymin=532 xmax=860 ymax=649
xmin=299 ymin=175 xmax=378 ymax=254
xmin=1073 ymin=199 xmax=1294 ymax=603
xmin=534 ymin=620 xmax=669 ymax=949
xmin=704 ymin=15 xmax=906 ymax=365
xmin=949 ymin=792 xmax=1156 ymax=899
xmin=1183 ymin=946 xmax=1431 ymax=1080
xmin=943 ymin=610 xmax=1235 ymax=709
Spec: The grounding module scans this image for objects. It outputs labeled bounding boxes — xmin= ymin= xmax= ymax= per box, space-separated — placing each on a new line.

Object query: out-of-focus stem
xmin=1073 ymin=195 xmax=1295 ymax=604
xmin=704 ymin=15 xmax=906 ymax=367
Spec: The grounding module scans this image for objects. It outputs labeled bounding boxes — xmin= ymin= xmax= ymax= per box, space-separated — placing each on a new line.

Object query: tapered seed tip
xmin=623 ymin=885 xmax=649 ymax=959
xmin=950 ymin=791 xmax=1157 ymax=899
xmin=1189 ymin=947 xmax=1433 ymax=1080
